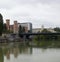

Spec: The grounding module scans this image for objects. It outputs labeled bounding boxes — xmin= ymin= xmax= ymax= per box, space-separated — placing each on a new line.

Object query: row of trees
xmin=0 ymin=14 xmax=3 ymax=36
xmin=33 ymin=28 xmax=60 ymax=41
xmin=33 ymin=29 xmax=60 ymax=47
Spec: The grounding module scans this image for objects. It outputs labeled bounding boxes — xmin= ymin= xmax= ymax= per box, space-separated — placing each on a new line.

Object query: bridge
xmin=19 ymin=32 xmax=60 ymax=36
xmin=18 ymin=32 xmax=60 ymax=45
xmin=19 ymin=32 xmax=60 ymax=39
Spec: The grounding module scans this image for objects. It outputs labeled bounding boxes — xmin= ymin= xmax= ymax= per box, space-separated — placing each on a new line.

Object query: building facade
xmin=18 ymin=22 xmax=32 ymax=33
xmin=32 ymin=28 xmax=56 ymax=33
xmin=10 ymin=25 xmax=13 ymax=32
xmin=5 ymin=19 xmax=32 ymax=34
xmin=6 ymin=19 xmax=10 ymax=30
xmin=13 ymin=21 xmax=18 ymax=33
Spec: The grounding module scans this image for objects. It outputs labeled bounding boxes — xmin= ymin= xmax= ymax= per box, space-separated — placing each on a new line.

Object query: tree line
xmin=33 ymin=28 xmax=60 ymax=41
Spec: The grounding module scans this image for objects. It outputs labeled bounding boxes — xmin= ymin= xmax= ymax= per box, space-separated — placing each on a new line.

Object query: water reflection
xmin=0 ymin=43 xmax=32 ymax=61
xmin=6 ymin=50 xmax=10 ymax=59
xmin=0 ymin=43 xmax=60 ymax=62
xmin=0 ymin=48 xmax=4 ymax=62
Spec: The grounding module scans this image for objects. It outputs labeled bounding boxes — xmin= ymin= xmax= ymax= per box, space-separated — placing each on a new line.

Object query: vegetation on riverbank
xmin=0 ymin=48 xmax=4 ymax=62
xmin=0 ymin=14 xmax=3 ymax=36
xmin=30 ymin=28 xmax=60 ymax=48
xmin=32 ymin=34 xmax=60 ymax=48
xmin=32 ymin=40 xmax=60 ymax=48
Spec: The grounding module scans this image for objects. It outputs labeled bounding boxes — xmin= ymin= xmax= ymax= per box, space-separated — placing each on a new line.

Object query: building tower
xmin=6 ymin=19 xmax=10 ymax=30
xmin=14 ymin=21 xmax=18 ymax=33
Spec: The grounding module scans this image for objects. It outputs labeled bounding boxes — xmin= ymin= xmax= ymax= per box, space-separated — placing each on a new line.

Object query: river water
xmin=0 ymin=43 xmax=60 ymax=62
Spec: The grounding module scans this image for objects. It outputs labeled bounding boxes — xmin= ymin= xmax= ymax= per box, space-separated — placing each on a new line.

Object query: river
xmin=0 ymin=43 xmax=60 ymax=62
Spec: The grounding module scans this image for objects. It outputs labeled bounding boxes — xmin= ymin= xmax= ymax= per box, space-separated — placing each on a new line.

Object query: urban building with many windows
xmin=18 ymin=22 xmax=32 ymax=33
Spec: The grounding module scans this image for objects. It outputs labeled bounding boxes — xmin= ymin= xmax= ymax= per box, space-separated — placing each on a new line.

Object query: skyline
xmin=0 ymin=0 xmax=60 ymax=28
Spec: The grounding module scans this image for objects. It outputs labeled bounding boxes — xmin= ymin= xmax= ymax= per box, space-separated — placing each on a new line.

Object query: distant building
xmin=32 ymin=25 xmax=44 ymax=33
xmin=24 ymin=27 xmax=28 ymax=33
xmin=13 ymin=21 xmax=18 ymax=33
xmin=18 ymin=22 xmax=32 ymax=33
xmin=5 ymin=19 xmax=32 ymax=34
xmin=41 ymin=25 xmax=44 ymax=32
xmin=32 ymin=27 xmax=56 ymax=33
xmin=10 ymin=25 xmax=13 ymax=32
xmin=32 ymin=28 xmax=41 ymax=33
xmin=47 ymin=28 xmax=56 ymax=33
xmin=6 ymin=19 xmax=10 ymax=30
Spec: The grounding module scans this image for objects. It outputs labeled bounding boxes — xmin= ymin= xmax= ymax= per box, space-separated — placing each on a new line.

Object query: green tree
xmin=19 ymin=25 xmax=25 ymax=37
xmin=3 ymin=23 xmax=7 ymax=33
xmin=19 ymin=25 xmax=25 ymax=33
xmin=0 ymin=48 xmax=4 ymax=62
xmin=41 ymin=29 xmax=51 ymax=33
xmin=54 ymin=27 xmax=60 ymax=32
xmin=54 ymin=27 xmax=60 ymax=40
xmin=22 ymin=27 xmax=25 ymax=33
xmin=19 ymin=25 xmax=23 ymax=34
xmin=41 ymin=29 xmax=50 ymax=40
xmin=0 ymin=14 xmax=3 ymax=36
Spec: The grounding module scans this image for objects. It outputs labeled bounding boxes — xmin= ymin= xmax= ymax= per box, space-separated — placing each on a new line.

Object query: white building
xmin=32 ymin=28 xmax=56 ymax=33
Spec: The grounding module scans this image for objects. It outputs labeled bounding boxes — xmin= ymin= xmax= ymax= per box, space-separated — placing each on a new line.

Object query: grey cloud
xmin=0 ymin=0 xmax=60 ymax=28
xmin=0 ymin=0 xmax=17 ymax=9
xmin=37 ymin=0 xmax=60 ymax=4
xmin=32 ymin=20 xmax=55 ymax=28
xmin=0 ymin=0 xmax=60 ymax=9
xmin=14 ymin=0 xmax=60 ymax=4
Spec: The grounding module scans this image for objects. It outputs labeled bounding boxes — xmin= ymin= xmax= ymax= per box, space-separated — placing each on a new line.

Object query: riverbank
xmin=0 ymin=35 xmax=60 ymax=48
xmin=29 ymin=40 xmax=60 ymax=48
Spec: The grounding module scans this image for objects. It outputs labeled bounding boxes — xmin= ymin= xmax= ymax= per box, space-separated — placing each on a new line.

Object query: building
xmin=47 ymin=28 xmax=56 ymax=33
xmin=13 ymin=21 xmax=18 ymax=33
xmin=18 ymin=22 xmax=32 ymax=33
xmin=32 ymin=28 xmax=41 ymax=33
xmin=5 ymin=19 xmax=32 ymax=34
xmin=32 ymin=28 xmax=56 ymax=33
xmin=10 ymin=25 xmax=13 ymax=32
xmin=6 ymin=19 xmax=10 ymax=30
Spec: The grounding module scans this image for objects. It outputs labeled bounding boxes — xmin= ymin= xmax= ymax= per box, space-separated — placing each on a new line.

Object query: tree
xmin=22 ymin=27 xmax=25 ymax=33
xmin=19 ymin=25 xmax=25 ymax=33
xmin=41 ymin=29 xmax=51 ymax=33
xmin=54 ymin=27 xmax=60 ymax=40
xmin=3 ymin=23 xmax=7 ymax=33
xmin=54 ymin=27 xmax=60 ymax=32
xmin=19 ymin=25 xmax=25 ymax=38
xmin=0 ymin=14 xmax=3 ymax=36
xmin=19 ymin=25 xmax=22 ymax=34
xmin=41 ymin=29 xmax=52 ymax=40
xmin=0 ymin=48 xmax=4 ymax=62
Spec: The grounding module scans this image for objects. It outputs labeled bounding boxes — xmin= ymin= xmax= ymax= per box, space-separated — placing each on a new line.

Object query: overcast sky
xmin=0 ymin=0 xmax=60 ymax=28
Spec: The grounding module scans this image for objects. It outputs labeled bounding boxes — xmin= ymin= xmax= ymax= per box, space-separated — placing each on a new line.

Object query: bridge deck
xmin=19 ymin=33 xmax=60 ymax=35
